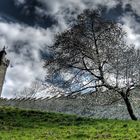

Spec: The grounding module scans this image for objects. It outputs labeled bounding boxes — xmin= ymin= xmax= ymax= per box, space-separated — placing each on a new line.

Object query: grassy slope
xmin=0 ymin=107 xmax=140 ymax=140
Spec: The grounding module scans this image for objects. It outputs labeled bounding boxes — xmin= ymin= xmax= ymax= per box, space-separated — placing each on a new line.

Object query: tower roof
xmin=0 ymin=47 xmax=7 ymax=55
xmin=0 ymin=47 xmax=9 ymax=66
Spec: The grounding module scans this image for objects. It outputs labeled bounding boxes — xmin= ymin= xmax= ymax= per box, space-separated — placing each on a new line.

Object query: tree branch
xmin=66 ymin=84 xmax=105 ymax=95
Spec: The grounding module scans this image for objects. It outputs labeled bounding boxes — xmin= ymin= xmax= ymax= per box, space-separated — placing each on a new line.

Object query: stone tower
xmin=0 ymin=47 xmax=9 ymax=97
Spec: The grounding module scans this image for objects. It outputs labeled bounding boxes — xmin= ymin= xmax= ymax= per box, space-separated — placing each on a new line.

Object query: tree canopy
xmin=45 ymin=9 xmax=140 ymax=120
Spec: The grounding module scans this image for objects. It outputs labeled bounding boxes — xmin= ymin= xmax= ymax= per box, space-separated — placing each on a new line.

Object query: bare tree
xmin=14 ymin=81 xmax=44 ymax=99
xmin=45 ymin=10 xmax=138 ymax=120
xmin=15 ymin=81 xmax=65 ymax=99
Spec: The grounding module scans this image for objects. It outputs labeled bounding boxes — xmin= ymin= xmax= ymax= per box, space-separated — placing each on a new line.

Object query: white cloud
xmin=0 ymin=22 xmax=58 ymax=98
xmin=120 ymin=13 xmax=140 ymax=48
xmin=36 ymin=0 xmax=119 ymax=30
xmin=121 ymin=0 xmax=140 ymax=16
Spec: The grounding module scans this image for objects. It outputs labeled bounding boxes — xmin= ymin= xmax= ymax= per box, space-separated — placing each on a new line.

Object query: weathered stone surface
xmin=0 ymin=63 xmax=9 ymax=96
xmin=0 ymin=47 xmax=9 ymax=96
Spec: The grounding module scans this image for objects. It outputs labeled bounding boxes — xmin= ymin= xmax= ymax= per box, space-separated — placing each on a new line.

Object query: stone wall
xmin=0 ymin=90 xmax=140 ymax=119
xmin=0 ymin=62 xmax=9 ymax=96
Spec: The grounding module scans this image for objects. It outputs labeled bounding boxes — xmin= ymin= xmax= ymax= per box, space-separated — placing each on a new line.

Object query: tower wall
xmin=0 ymin=62 xmax=9 ymax=97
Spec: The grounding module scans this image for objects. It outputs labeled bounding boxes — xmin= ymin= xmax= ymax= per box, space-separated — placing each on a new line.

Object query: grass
xmin=0 ymin=107 xmax=140 ymax=139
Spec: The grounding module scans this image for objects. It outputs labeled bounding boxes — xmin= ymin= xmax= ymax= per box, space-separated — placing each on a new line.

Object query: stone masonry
xmin=0 ymin=89 xmax=140 ymax=119
xmin=0 ymin=47 xmax=9 ymax=96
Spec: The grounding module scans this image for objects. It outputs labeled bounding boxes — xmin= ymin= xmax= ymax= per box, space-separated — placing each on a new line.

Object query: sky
xmin=0 ymin=0 xmax=140 ymax=98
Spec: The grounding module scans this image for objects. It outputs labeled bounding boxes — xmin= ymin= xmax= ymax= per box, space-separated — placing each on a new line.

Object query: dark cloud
xmin=0 ymin=0 xmax=55 ymax=28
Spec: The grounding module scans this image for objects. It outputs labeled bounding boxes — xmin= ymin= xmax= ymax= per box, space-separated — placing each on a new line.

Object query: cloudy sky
xmin=0 ymin=0 xmax=140 ymax=98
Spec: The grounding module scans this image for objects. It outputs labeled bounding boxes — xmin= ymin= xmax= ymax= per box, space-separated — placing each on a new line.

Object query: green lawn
xmin=0 ymin=107 xmax=140 ymax=140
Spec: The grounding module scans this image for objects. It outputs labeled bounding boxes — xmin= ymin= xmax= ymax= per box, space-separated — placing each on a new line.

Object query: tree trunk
xmin=121 ymin=92 xmax=137 ymax=120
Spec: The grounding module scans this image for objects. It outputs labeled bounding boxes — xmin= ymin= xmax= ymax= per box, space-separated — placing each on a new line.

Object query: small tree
xmin=45 ymin=10 xmax=139 ymax=120
xmin=14 ymin=81 xmax=44 ymax=98
xmin=15 ymin=81 xmax=65 ymax=99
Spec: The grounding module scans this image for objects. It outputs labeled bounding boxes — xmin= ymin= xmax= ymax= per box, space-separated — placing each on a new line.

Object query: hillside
xmin=0 ymin=107 xmax=140 ymax=140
